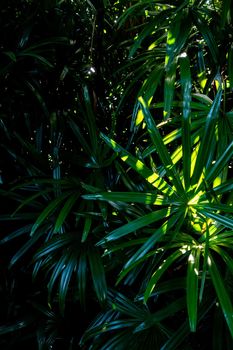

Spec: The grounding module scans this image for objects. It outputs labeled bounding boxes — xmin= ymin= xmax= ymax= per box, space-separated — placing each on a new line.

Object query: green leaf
xmin=107 ymin=289 xmax=147 ymax=319
xmin=220 ymin=0 xmax=231 ymax=27
xmin=200 ymin=210 xmax=233 ymax=230
xmin=164 ymin=60 xmax=177 ymax=119
xmin=0 ymin=224 xmax=32 ymax=244
xmin=3 ymin=51 xmax=17 ymax=62
xmin=211 ymin=178 xmax=233 ymax=196
xmin=25 ymin=80 xmax=49 ymax=117
xmin=59 ymin=252 xmax=77 ymax=314
xmin=10 ymin=227 xmax=49 ymax=267
xmin=187 ymin=247 xmax=200 ymax=332
xmin=100 ymin=132 xmax=175 ymax=196
xmin=47 ymin=254 xmax=68 ymax=303
xmin=212 ymin=306 xmax=225 ymax=350
xmin=129 ymin=20 xmax=159 ymax=58
xmin=30 ymin=192 xmax=72 ymax=236
xmin=118 ymin=209 xmax=184 ymax=283
xmin=117 ymin=1 xmax=158 ymax=28
xmin=139 ymin=97 xmax=185 ymax=195
xmin=88 ymin=247 xmax=107 ymax=304
xmin=98 ymin=207 xmax=172 ymax=245
xmin=205 ymin=140 xmax=233 ymax=185
xmin=18 ymin=52 xmax=54 ymax=68
xmin=228 ymin=45 xmax=233 ymax=89
xmin=81 ymin=216 xmax=92 ymax=242
xmin=193 ymin=10 xmax=219 ymax=64
xmin=165 ymin=10 xmax=191 ymax=69
xmin=197 ymin=203 xmax=233 ymax=214
xmin=211 ymin=246 xmax=233 ymax=276
xmin=83 ymin=86 xmax=98 ymax=156
xmin=199 ymin=221 xmax=209 ymax=302
xmin=0 ymin=320 xmax=30 ymax=335
xmin=134 ymin=297 xmax=185 ymax=332
xmin=78 ymin=251 xmax=87 ymax=306
xmin=83 ymin=191 xmax=169 ymax=206
xmin=68 ymin=119 xmax=93 ymax=158
xmin=144 ymin=249 xmax=185 ymax=303
xmin=138 ymin=65 xmax=164 ymax=104
xmin=180 ymin=54 xmax=192 ymax=190
xmin=34 ymin=235 xmax=73 ymax=260
xmin=161 ymin=292 xmax=214 ymax=349
xmin=11 ymin=190 xmax=51 ymax=216
xmin=208 ymin=253 xmax=233 ymax=338
xmin=191 ymin=88 xmax=222 ymax=186
xmin=54 ymin=192 xmax=80 ymax=233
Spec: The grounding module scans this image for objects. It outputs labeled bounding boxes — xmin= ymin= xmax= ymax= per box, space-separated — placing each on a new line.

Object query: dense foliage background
xmin=1 ymin=0 xmax=233 ymax=349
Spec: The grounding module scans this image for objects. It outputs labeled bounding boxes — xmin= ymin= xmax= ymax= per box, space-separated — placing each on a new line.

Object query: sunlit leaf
xmin=187 ymin=247 xmax=200 ymax=332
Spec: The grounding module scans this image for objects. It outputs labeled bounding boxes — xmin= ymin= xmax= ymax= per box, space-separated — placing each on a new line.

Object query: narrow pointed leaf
xmin=200 ymin=210 xmax=233 ymax=230
xmin=83 ymin=191 xmax=169 ymax=205
xmin=54 ymin=192 xmax=79 ymax=233
xmin=30 ymin=192 xmax=72 ymax=236
xmin=100 ymin=132 xmax=175 ymax=196
xmin=187 ymin=248 xmax=200 ymax=332
xmin=47 ymin=254 xmax=68 ymax=302
xmin=0 ymin=224 xmax=32 ymax=244
xmin=228 ymin=45 xmax=233 ymax=89
xmin=208 ymin=253 xmax=233 ymax=338
xmin=180 ymin=54 xmax=192 ymax=189
xmin=139 ymin=97 xmax=185 ymax=195
xmin=118 ymin=209 xmax=184 ymax=283
xmin=78 ymin=252 xmax=87 ymax=306
xmin=193 ymin=11 xmax=218 ymax=64
xmin=191 ymin=88 xmax=222 ymax=185
xmin=165 ymin=10 xmax=191 ymax=69
xmin=34 ymin=235 xmax=72 ymax=260
xmin=59 ymin=253 xmax=77 ymax=314
xmin=199 ymin=221 xmax=209 ymax=302
xmin=9 ymin=228 xmax=46 ymax=267
xmin=81 ymin=216 xmax=92 ymax=242
xmin=88 ymin=247 xmax=107 ymax=304
xmin=83 ymin=86 xmax=98 ymax=155
xmin=164 ymin=61 xmax=177 ymax=119
xmin=220 ymin=0 xmax=231 ymax=27
xmin=144 ymin=249 xmax=185 ymax=303
xmin=205 ymin=140 xmax=233 ymax=184
xmin=98 ymin=207 xmax=172 ymax=245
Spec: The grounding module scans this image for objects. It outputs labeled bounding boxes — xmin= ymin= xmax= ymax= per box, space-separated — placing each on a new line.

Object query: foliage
xmin=0 ymin=0 xmax=233 ymax=349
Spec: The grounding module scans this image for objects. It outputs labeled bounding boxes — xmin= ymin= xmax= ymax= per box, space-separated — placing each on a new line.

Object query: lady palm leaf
xmin=191 ymin=87 xmax=222 ymax=186
xmin=34 ymin=233 xmax=107 ymax=310
xmin=117 ymin=210 xmax=185 ymax=283
xmin=30 ymin=191 xmax=74 ymax=236
xmin=164 ymin=7 xmax=188 ymax=67
xmin=9 ymin=225 xmax=53 ymax=268
xmin=228 ymin=45 xmax=233 ymax=89
xmin=100 ymin=132 xmax=175 ymax=196
xmin=208 ymin=253 xmax=233 ymax=338
xmin=83 ymin=191 xmax=168 ymax=205
xmin=81 ymin=289 xmax=185 ymax=350
xmin=88 ymin=245 xmax=107 ymax=305
xmin=187 ymin=247 xmax=201 ymax=332
xmin=1 ymin=0 xmax=233 ymax=347
xmin=139 ymin=97 xmax=185 ymax=195
xmin=97 ymin=207 xmax=173 ymax=244
xmin=192 ymin=9 xmax=219 ymax=65
xmin=164 ymin=61 xmax=177 ymax=120
xmin=180 ymin=54 xmax=192 ymax=190
xmin=144 ymin=249 xmax=185 ymax=303
xmin=53 ymin=192 xmax=80 ymax=233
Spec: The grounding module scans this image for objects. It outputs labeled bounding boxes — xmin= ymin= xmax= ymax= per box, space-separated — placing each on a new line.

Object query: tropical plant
xmin=0 ymin=0 xmax=233 ymax=349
